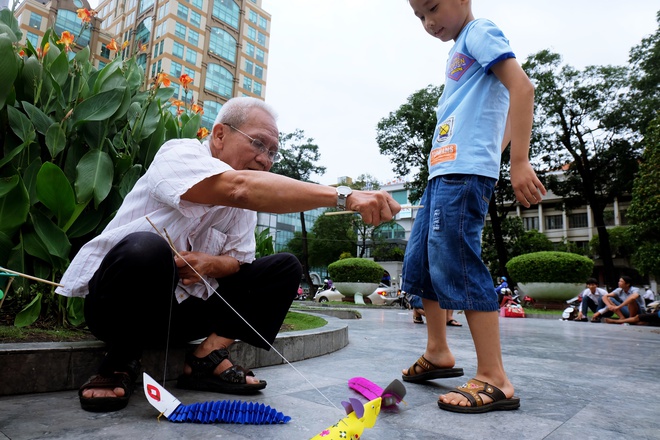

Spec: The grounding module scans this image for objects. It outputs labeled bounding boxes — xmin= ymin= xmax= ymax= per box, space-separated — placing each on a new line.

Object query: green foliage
xmin=308 ymin=211 xmax=356 ymax=267
xmin=254 ymin=228 xmax=274 ymax=258
xmin=588 ymin=226 xmax=635 ymax=259
xmin=627 ymin=115 xmax=660 ymax=276
xmin=376 ymin=84 xmax=442 ymax=203
xmin=0 ymin=15 xmax=205 ymax=327
xmin=328 ymin=258 xmax=383 ymax=283
xmin=506 ymin=251 xmax=594 ymax=284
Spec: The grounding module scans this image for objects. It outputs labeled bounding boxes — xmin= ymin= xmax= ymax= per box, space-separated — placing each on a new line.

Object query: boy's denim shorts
xmin=401 ymin=174 xmax=498 ymax=312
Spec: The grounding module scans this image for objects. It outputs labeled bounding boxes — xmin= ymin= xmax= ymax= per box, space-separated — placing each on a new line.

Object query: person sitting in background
xmin=591 ymin=276 xmax=645 ymax=323
xmin=575 ymin=278 xmax=607 ymax=322
xmin=641 ymin=286 xmax=656 ymax=306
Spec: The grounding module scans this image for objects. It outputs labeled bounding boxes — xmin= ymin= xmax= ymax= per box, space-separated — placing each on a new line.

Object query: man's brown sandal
xmin=176 ymin=348 xmax=266 ymax=395
xmin=79 ymin=359 xmax=141 ymax=412
xmin=402 ymin=355 xmax=464 ymax=383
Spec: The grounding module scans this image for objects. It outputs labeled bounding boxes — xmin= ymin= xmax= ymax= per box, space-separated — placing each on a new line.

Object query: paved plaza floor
xmin=1 ymin=308 xmax=659 ymax=439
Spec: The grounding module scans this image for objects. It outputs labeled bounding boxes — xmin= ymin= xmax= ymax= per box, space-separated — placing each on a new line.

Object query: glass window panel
xmin=205 ymin=63 xmax=233 ymax=98
xmin=208 ymin=27 xmax=237 ymax=63
xmin=212 ymin=0 xmax=239 ymax=29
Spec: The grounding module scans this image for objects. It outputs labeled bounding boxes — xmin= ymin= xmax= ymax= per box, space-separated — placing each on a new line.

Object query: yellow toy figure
xmin=311 ymin=396 xmax=382 ymax=440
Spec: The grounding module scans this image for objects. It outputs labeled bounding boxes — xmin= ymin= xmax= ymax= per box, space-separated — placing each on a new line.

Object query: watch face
xmin=337 ymin=186 xmax=352 ymax=196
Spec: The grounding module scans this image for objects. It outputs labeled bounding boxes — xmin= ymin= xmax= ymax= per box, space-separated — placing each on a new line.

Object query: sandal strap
xmin=186 ymin=348 xmax=231 ymax=375
xmin=218 ymin=365 xmax=255 ymax=384
xmin=455 ymin=379 xmax=506 ymax=407
xmin=79 ymin=371 xmax=136 ymax=397
xmin=413 ymin=355 xmax=438 ymax=373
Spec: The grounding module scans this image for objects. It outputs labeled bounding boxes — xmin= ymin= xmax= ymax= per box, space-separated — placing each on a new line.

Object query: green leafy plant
xmin=506 ymin=251 xmax=594 ymax=284
xmin=0 ymin=12 xmax=206 ymax=327
xmin=328 ymin=258 xmax=383 ymax=283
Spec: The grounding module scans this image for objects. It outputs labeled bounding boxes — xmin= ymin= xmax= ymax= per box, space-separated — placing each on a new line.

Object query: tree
xmin=270 ymin=129 xmax=325 ymax=290
xmin=625 ymin=11 xmax=660 ymax=136
xmin=376 ymin=85 xmax=442 ymax=203
xmin=307 ymin=213 xmax=356 ymax=268
xmin=523 ymin=50 xmax=641 ymax=286
xmin=626 ymin=116 xmax=660 ymax=278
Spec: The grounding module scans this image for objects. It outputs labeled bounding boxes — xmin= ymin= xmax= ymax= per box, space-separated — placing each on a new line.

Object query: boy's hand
xmin=510 ymin=161 xmax=546 ymax=208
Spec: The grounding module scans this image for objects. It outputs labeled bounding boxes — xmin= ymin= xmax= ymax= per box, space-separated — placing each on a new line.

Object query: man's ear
xmin=211 ymin=123 xmax=226 ymax=153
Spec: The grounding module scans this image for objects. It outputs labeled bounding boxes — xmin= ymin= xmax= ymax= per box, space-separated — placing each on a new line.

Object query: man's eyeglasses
xmin=225 ymin=124 xmax=281 ymax=163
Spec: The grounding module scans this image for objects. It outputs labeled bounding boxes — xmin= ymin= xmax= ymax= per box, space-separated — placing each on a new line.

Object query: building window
xmin=212 ymin=0 xmax=239 ymax=29
xmin=209 ymin=27 xmax=237 ymax=63
xmin=205 ymin=63 xmax=233 ymax=97
xmin=185 ymin=48 xmax=197 ymax=65
xmin=29 ymin=12 xmax=42 ymax=29
xmin=139 ymin=0 xmax=155 ymax=14
xmin=247 ymin=26 xmax=256 ymax=41
xmin=172 ymin=41 xmax=184 ymax=59
xmin=192 ymin=0 xmax=203 ymax=9
xmin=523 ymin=216 xmax=539 ymax=231
xmin=175 ymin=22 xmax=187 ymax=39
xmin=254 ymin=64 xmax=263 ymax=79
xmin=243 ymin=76 xmax=252 ymax=92
xmin=603 ymin=210 xmax=615 ymax=226
xmin=245 ymin=42 xmax=255 ymax=58
xmin=26 ymin=31 xmax=39 ymax=47
xmin=201 ymin=100 xmax=222 ymax=129
xmin=170 ymin=60 xmax=183 ymax=77
xmin=253 ymin=81 xmax=262 ymax=97
xmin=545 ymin=215 xmax=563 ymax=230
xmin=135 ymin=17 xmax=152 ymax=46
xmin=257 ymin=31 xmax=266 ymax=45
xmin=100 ymin=43 xmax=111 ymax=59
xmin=255 ymin=48 xmax=264 ymax=62
xmin=248 ymin=10 xmax=257 ymax=24
xmin=189 ymin=10 xmax=201 ymax=27
xmin=177 ymin=3 xmax=189 ymax=20
xmin=568 ymin=213 xmax=588 ymax=229
xmin=258 ymin=16 xmax=267 ymax=30
xmin=187 ymin=29 xmax=199 ymax=46
xmin=244 ymin=59 xmax=254 ymax=74
xmin=54 ymin=10 xmax=90 ymax=47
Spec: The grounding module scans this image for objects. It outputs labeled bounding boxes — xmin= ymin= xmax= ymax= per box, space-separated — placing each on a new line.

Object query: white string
xmin=148 ymin=219 xmax=340 ymax=411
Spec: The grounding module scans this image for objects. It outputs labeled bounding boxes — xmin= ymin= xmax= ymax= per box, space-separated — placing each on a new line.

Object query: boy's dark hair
xmin=621 ymin=275 xmax=633 ymax=286
xmin=586 ymin=278 xmax=598 ymax=285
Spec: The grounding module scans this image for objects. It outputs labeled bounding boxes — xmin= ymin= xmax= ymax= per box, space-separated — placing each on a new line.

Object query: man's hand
xmin=346 ymin=190 xmax=401 ymax=225
xmin=175 ymin=251 xmax=240 ymax=286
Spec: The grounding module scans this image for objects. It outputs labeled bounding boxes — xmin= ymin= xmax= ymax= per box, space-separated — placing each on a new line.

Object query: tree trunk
xmin=488 ymin=194 xmax=510 ymax=279
xmin=299 ymin=212 xmax=314 ymax=291
xmin=590 ymin=206 xmax=617 ymax=288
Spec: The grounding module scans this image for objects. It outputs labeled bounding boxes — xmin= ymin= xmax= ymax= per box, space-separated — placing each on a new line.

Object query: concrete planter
xmin=517 ymin=282 xmax=584 ymax=301
xmin=333 ymin=282 xmax=378 ymax=299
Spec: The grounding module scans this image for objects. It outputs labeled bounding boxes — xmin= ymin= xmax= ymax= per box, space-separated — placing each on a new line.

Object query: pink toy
xmin=348 ymin=377 xmax=406 ymax=407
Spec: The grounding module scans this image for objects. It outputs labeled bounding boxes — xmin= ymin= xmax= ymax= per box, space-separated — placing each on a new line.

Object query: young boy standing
xmin=402 ymin=0 xmax=546 ymax=413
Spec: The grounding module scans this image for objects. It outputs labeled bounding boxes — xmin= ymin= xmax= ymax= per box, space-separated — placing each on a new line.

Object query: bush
xmin=328 ymin=258 xmax=383 ymax=283
xmin=506 ymin=251 xmax=594 ymax=284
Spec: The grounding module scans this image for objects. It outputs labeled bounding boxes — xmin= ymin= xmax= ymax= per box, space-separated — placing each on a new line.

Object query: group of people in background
xmin=576 ymin=276 xmax=658 ymax=326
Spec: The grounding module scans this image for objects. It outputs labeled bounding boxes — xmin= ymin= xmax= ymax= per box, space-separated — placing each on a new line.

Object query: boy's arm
xmin=491 ymin=58 xmax=546 ymax=208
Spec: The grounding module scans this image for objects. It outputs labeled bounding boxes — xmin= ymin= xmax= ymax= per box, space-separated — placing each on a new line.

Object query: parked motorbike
xmin=562 ymin=296 xmax=581 ymax=321
xmin=498 ymin=287 xmax=520 ymax=308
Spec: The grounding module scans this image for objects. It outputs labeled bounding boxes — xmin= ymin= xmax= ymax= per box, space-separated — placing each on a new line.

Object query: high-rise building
xmin=14 ymin=0 xmax=271 ymax=128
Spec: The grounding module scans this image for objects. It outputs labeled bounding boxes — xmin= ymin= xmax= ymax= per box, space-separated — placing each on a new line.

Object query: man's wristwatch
xmin=336 ymin=185 xmax=353 ymax=210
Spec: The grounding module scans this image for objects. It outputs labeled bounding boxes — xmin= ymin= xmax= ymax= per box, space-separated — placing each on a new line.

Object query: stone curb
xmin=0 ymin=312 xmax=349 ymax=396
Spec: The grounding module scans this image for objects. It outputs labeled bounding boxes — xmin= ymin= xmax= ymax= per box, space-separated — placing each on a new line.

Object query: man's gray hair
xmin=212 ymin=97 xmax=278 ymax=129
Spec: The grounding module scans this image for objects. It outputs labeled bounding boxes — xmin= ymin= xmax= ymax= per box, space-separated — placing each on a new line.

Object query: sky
xmin=261 ymin=0 xmax=658 ymax=185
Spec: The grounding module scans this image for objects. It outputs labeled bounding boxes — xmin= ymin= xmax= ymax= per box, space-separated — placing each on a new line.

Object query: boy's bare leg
xmin=439 ymin=310 xmax=514 ymax=407
xmin=402 ymin=298 xmax=456 ymax=374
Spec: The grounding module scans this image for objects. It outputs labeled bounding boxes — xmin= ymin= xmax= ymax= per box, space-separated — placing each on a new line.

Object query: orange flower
xmin=36 ymin=42 xmax=50 ymax=59
xmin=156 ymin=72 xmax=171 ymax=87
xmin=106 ymin=38 xmax=119 ymax=52
xmin=77 ymin=8 xmax=92 ymax=23
xmin=140 ymin=43 xmax=148 ymax=52
xmin=122 ymin=40 xmax=130 ymax=49
xmin=191 ymin=104 xmax=203 ymax=114
xmin=57 ymin=31 xmax=75 ymax=49
xmin=197 ymin=127 xmax=210 ymax=139
xmin=172 ymin=99 xmax=185 ymax=109
xmin=179 ymin=74 xmax=193 ymax=89
xmin=176 ymin=108 xmax=185 ymax=115
xmin=18 ymin=49 xmax=25 ymax=57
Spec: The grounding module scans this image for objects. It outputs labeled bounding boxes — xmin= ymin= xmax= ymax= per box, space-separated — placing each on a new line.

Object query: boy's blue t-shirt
xmin=429 ymin=18 xmax=515 ymax=180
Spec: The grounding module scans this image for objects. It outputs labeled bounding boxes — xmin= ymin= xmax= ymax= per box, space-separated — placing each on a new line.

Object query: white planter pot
xmin=332 ymin=282 xmax=379 ymax=298
xmin=517 ymin=282 xmax=584 ymax=301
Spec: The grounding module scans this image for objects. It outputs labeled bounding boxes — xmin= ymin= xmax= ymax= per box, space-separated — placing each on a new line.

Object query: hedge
xmin=506 ymin=251 xmax=594 ymax=284
xmin=328 ymin=258 xmax=383 ymax=283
